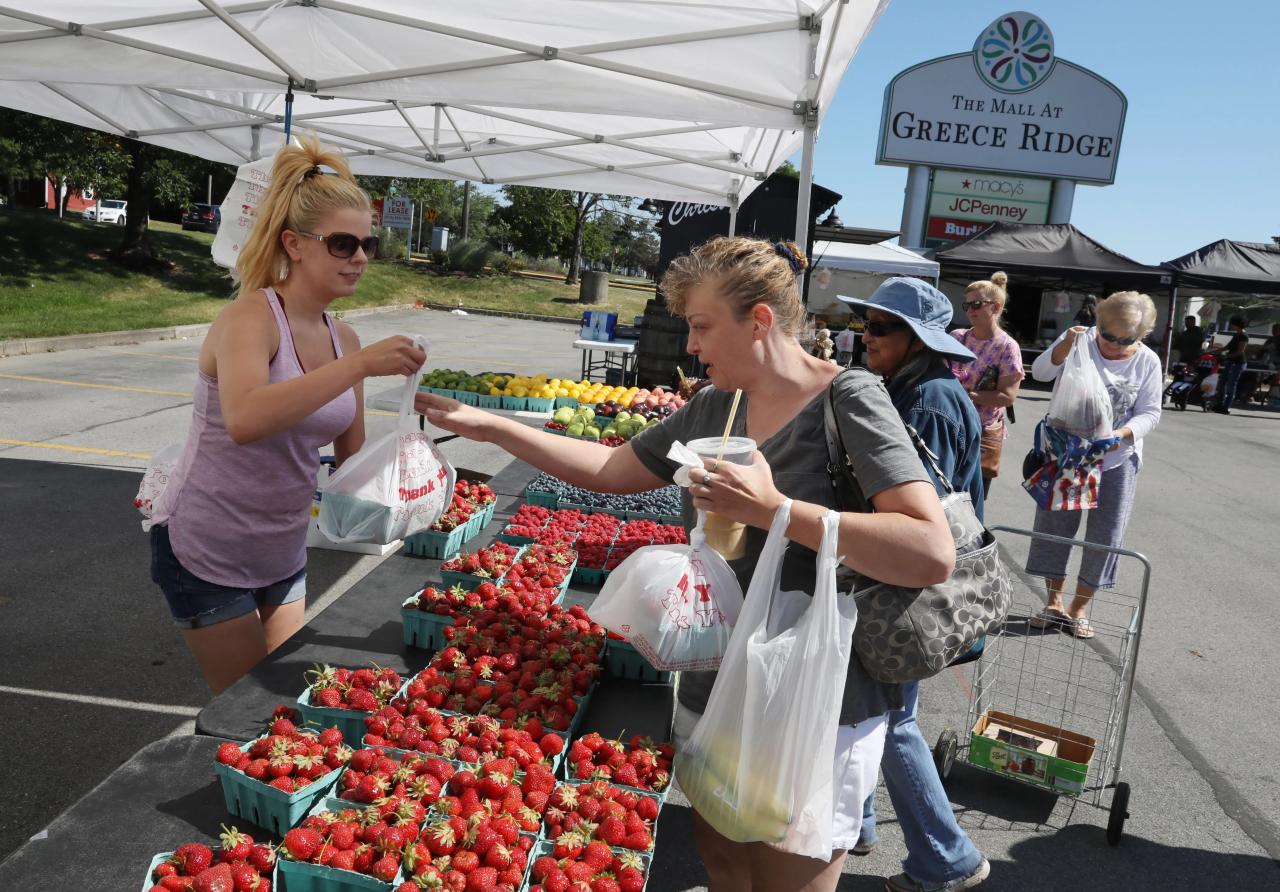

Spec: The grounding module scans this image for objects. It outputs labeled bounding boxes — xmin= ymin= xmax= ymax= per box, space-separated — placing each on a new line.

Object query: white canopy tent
xmin=0 ymin=0 xmax=889 ymax=247
xmin=806 ymin=239 xmax=938 ymax=315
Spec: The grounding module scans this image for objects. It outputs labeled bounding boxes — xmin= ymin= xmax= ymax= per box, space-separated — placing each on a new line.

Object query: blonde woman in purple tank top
xmin=151 ymin=136 xmax=426 ymax=694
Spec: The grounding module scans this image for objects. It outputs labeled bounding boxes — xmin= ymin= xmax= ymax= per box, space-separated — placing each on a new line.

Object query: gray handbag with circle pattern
xmin=823 ymin=383 xmax=1013 ymax=684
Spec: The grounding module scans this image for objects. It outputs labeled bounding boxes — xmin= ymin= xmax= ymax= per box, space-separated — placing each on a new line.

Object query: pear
xmin=567 ymin=423 xmax=585 ymax=436
xmin=553 ymin=407 xmax=575 ymax=424
xmin=584 ymin=425 xmax=601 ymax=439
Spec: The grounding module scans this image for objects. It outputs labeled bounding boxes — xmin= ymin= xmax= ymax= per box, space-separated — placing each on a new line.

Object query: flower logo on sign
xmin=974 ymin=11 xmax=1055 ymax=94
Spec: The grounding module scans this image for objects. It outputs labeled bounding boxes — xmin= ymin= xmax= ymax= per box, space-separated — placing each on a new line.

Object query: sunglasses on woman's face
xmin=1098 ymin=328 xmax=1138 ymax=346
xmin=297 ymin=230 xmax=379 ymax=260
xmin=963 ymin=299 xmax=993 ymax=311
xmin=862 ymin=317 xmax=911 ymax=338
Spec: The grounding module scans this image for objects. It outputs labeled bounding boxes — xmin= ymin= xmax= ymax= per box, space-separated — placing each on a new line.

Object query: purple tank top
xmin=168 ymin=288 xmax=357 ymax=588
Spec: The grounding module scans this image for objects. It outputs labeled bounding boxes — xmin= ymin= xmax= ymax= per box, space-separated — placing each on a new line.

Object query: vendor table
xmin=575 ymin=338 xmax=638 ymax=384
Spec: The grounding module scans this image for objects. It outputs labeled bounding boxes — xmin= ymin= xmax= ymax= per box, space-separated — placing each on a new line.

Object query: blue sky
xmin=811 ymin=1 xmax=1280 ymax=263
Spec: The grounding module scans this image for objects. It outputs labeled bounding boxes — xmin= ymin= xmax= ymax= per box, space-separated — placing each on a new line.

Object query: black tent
xmin=1161 ymin=240 xmax=1280 ymax=297
xmin=933 ymin=223 xmax=1170 ymax=290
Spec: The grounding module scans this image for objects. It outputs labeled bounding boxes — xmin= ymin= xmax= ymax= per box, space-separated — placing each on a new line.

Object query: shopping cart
xmin=931 ymin=526 xmax=1152 ymax=845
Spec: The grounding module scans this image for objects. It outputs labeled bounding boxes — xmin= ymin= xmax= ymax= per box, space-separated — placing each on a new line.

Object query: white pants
xmin=672 ymin=703 xmax=887 ymax=852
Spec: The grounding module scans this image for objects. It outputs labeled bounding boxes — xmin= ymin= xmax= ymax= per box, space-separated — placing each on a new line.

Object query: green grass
xmin=0 ymin=210 xmax=651 ymax=340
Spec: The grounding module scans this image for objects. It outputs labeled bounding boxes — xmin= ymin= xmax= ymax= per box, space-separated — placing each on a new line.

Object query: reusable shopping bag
xmin=1023 ymin=420 xmax=1118 ymax=511
xmin=211 ymin=154 xmax=275 ymax=270
xmin=1046 ymin=333 xmax=1114 ymax=439
xmin=317 ymin=339 xmax=455 ymax=544
xmin=133 ymin=443 xmax=185 ymax=531
xmin=674 ymin=501 xmax=857 ymax=860
xmin=588 ymin=442 xmax=743 ymax=671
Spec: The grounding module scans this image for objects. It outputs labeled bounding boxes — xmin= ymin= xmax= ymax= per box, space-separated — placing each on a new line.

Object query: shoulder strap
xmin=903 ymin=424 xmax=957 ymax=495
xmin=823 ymin=371 xmax=870 ymax=513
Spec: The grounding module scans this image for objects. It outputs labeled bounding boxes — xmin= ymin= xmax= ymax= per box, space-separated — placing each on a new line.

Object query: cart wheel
xmin=1106 ymin=782 xmax=1130 ymax=846
xmin=933 ymin=729 xmax=959 ymax=780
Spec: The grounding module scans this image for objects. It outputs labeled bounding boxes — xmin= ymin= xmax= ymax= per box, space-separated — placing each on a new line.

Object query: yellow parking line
xmin=0 ymin=373 xmax=191 ymax=397
xmin=0 ymin=438 xmax=151 ymax=460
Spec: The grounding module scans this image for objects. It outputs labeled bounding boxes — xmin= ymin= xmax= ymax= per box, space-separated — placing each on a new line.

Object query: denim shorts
xmin=150 ymin=525 xmax=306 ymax=629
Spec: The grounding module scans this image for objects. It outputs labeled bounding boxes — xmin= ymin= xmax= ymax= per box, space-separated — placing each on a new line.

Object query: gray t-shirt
xmin=628 ymin=368 xmax=929 ymax=726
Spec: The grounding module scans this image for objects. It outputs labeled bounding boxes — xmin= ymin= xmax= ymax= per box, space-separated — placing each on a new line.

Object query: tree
xmin=114 ymin=139 xmax=212 ymax=268
xmin=491 ymin=185 xmax=575 ymax=262
xmin=0 ymin=109 xmax=127 ymax=214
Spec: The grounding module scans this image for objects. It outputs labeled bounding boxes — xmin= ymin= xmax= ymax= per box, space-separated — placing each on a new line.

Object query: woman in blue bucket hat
xmin=838 ymin=277 xmax=991 ymax=892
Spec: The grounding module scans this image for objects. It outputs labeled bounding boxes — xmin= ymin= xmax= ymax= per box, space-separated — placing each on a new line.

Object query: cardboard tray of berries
xmin=277 ymin=798 xmax=406 ymax=891
xmin=400 ymin=598 xmax=455 ymax=652
xmin=541 ymin=781 xmax=662 ymax=861
xmin=523 ymin=839 xmax=651 ymax=892
xmin=525 ymin=488 xmax=560 ymax=509
xmin=214 ymin=737 xmax=344 ymax=837
xmin=558 ymin=734 xmax=674 ymax=805
xmin=402 ymin=522 xmax=470 ymax=560
xmin=604 ymin=639 xmax=672 ymax=686
xmin=141 ymin=846 xmax=278 ymax=892
xmin=439 ymin=543 xmax=526 ymax=590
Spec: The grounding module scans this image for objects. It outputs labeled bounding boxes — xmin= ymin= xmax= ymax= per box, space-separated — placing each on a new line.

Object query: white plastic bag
xmin=211 ymin=155 xmax=275 ymax=270
xmin=134 ymin=443 xmax=185 ymax=531
xmin=589 ymin=441 xmax=743 ymax=669
xmin=317 ymin=339 xmax=455 ymax=544
xmin=1047 ymin=332 xmax=1114 ymax=438
xmin=674 ymin=501 xmax=857 ymax=860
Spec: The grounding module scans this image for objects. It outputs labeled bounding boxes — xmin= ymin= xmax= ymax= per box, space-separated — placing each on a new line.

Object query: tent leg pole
xmin=794 ymin=119 xmax=816 ymax=255
xmin=728 ymin=195 xmax=738 ymax=236
xmin=283 ymin=84 xmax=294 ymax=142
xmin=250 ymin=125 xmax=261 ymax=161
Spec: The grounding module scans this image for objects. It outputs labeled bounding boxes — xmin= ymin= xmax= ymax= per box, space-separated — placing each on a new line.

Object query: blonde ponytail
xmin=234 ymin=134 xmax=372 ymax=296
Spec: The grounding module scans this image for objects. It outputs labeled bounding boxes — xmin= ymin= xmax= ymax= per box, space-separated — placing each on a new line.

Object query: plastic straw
xmin=715 ymin=389 xmax=744 ymax=463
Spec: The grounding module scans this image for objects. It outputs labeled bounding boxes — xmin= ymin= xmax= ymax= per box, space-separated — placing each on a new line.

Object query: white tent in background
xmin=806 ymin=240 xmax=938 ymax=316
xmin=0 ymin=0 xmax=890 ymax=247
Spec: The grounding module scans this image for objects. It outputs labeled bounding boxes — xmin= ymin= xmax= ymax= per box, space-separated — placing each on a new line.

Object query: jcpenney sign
xmin=877 ymin=12 xmax=1127 ymax=184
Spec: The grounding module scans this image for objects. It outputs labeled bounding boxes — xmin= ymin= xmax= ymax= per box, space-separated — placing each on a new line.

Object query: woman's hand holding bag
xmin=674 ymin=501 xmax=858 ymax=861
xmin=587 ymin=441 xmax=744 ymax=671
xmin=317 ymin=337 xmax=455 ymax=544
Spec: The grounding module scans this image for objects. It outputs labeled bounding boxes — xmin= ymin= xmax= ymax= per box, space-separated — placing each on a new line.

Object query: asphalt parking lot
xmin=1 ymin=307 xmax=1278 ymax=889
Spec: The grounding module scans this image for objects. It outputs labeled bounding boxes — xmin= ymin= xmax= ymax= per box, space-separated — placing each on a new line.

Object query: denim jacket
xmin=886 ymin=364 xmax=986 ymax=521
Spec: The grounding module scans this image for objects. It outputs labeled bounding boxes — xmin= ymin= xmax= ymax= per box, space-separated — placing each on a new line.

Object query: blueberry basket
xmin=605 ymin=639 xmax=672 ymax=685
xmin=213 ymin=739 xmax=342 ymax=837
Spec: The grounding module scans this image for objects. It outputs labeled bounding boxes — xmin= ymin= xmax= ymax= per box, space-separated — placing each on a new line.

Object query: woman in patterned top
xmin=949 ymin=271 xmax=1024 ymax=493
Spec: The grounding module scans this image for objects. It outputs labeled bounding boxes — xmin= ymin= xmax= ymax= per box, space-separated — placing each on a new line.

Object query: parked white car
xmin=84 ymin=199 xmax=127 ymax=224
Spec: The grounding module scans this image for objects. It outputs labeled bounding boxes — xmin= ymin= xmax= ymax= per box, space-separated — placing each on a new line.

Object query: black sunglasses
xmin=1098 ymin=328 xmax=1138 ymax=346
xmin=297 ymin=230 xmax=379 ymax=259
xmin=963 ymin=299 xmax=993 ymax=311
xmin=861 ymin=317 xmax=912 ymax=338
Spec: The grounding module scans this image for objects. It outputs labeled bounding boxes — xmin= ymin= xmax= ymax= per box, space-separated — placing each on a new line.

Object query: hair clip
xmin=771 ymin=240 xmax=803 ymax=274
xmin=300 ymin=166 xmax=324 ymax=183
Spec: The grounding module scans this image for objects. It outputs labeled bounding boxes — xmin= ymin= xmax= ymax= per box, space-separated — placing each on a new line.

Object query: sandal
xmin=1028 ymin=607 xmax=1069 ymax=629
xmin=1067 ymin=617 xmax=1096 ymax=639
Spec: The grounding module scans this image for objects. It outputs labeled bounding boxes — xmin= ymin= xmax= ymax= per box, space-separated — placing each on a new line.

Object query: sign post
xmin=381 ymin=197 xmax=415 ymax=258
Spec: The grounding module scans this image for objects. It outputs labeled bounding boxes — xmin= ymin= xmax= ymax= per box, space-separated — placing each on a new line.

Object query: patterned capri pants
xmin=1025 ymin=454 xmax=1139 ymax=590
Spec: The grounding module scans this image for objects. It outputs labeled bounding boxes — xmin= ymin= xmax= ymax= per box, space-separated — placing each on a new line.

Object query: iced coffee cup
xmin=687 ymin=436 xmax=756 ymax=560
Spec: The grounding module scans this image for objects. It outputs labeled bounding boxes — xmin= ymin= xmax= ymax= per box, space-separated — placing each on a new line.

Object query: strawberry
xmin=216 ymin=743 xmax=244 ymax=766
xmin=370 ymin=855 xmax=401 ymax=882
xmin=248 ymin=844 xmax=276 ymax=874
xmin=218 ymin=825 xmax=254 ymax=862
xmin=465 ymin=866 xmax=498 ymax=892
xmin=282 ymin=828 xmax=323 ymax=862
xmin=173 ymin=844 xmax=214 ymax=876
xmin=191 ymin=863 xmax=234 ymax=892
xmin=229 ymin=862 xmax=260 ymax=892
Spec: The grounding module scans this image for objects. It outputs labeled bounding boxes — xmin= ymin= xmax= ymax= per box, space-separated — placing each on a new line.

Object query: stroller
xmin=1165 ymin=353 xmax=1219 ymax=411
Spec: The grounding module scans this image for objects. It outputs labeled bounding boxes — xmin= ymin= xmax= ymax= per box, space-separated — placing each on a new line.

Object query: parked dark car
xmin=182 ymin=203 xmax=221 ymax=233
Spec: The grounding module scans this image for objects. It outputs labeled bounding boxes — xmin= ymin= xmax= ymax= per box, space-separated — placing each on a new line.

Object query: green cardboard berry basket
xmin=276 ymin=797 xmax=402 ymax=891
xmin=476 ymin=394 xmax=503 ymax=409
xmin=439 ymin=544 xmax=525 ymax=590
xmin=571 ymin=565 xmax=609 ymax=586
xmin=525 ymin=489 xmax=560 ymax=509
xmin=605 ymin=639 xmax=672 ymax=685
xmin=212 ymin=739 xmax=342 ymax=837
xmin=296 ymin=689 xmax=381 ymax=747
xmin=452 ymin=390 xmax=480 ymax=406
xmin=402 ymin=523 xmax=469 ymax=559
xmin=520 ymin=840 xmax=651 ymax=892
xmin=554 ymin=396 xmax=578 ymax=409
xmin=525 ymin=396 xmax=555 ymax=413
xmin=501 ymin=395 xmax=528 ymax=411
xmin=401 ymin=593 xmax=456 ymax=651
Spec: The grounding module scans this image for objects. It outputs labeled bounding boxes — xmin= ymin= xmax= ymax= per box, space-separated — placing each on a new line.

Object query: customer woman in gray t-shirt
xmin=417 ymin=236 xmax=955 ymax=892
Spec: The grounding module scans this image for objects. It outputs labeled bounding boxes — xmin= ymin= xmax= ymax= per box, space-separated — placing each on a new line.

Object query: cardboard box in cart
xmin=968 ymin=710 xmax=1095 ymax=796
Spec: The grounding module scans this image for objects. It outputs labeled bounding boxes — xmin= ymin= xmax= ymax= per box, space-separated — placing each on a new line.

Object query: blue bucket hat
xmin=838 ymin=277 xmax=975 ymax=363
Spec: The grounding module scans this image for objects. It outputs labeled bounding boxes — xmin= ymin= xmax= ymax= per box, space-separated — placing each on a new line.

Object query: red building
xmin=12 ymin=175 xmax=97 ymax=212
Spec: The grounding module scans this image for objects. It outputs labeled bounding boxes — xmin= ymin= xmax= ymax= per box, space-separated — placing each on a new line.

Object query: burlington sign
xmin=877 ymin=11 xmax=1127 ymax=184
